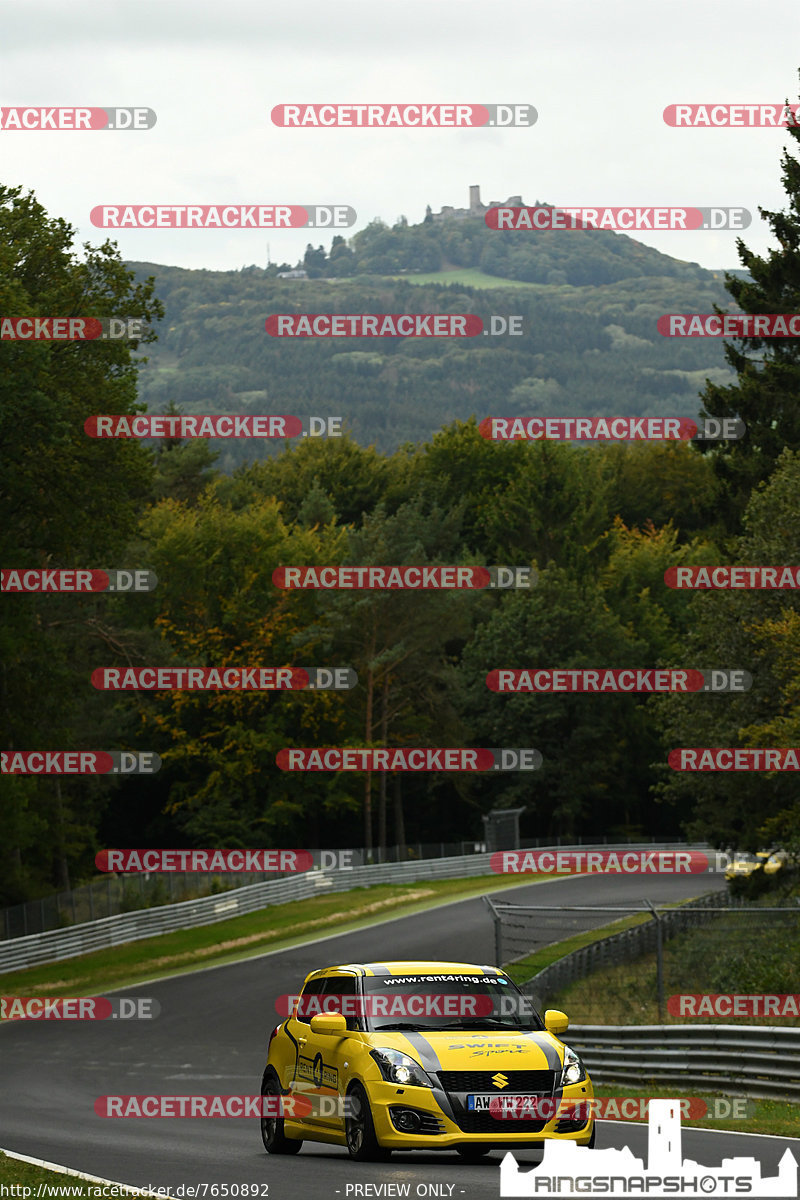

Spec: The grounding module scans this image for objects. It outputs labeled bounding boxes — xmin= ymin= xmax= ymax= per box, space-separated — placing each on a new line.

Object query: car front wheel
xmin=345 ymin=1082 xmax=391 ymax=1162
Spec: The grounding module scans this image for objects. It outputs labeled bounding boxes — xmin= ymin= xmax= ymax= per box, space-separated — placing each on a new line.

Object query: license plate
xmin=467 ymin=1094 xmax=544 ymax=1112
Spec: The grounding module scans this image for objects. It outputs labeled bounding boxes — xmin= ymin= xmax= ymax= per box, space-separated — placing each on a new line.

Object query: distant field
xmin=385 ymin=268 xmax=544 ymax=290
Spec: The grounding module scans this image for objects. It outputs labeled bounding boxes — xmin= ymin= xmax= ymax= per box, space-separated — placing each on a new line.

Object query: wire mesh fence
xmin=485 ymin=892 xmax=800 ymax=1025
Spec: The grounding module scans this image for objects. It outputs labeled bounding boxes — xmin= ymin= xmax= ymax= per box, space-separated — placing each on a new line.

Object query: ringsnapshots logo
xmin=665 ymin=565 xmax=800 ymax=588
xmin=499 ymin=1100 xmax=797 ymax=1197
xmin=272 ymin=565 xmax=534 ymax=589
xmin=1 ymin=751 xmax=160 ymax=775
xmin=265 ymin=314 xmax=524 ymax=337
xmin=663 ymin=102 xmax=800 ymax=126
xmin=84 ymin=414 xmax=342 ymax=438
xmin=277 ymin=747 xmax=542 ymax=771
xmin=1 ymin=570 xmax=157 ymax=592
xmin=0 ymin=317 xmax=149 ymax=340
xmin=487 ymin=669 xmax=751 ymax=693
xmin=1 ymin=996 xmax=159 ymax=1020
xmin=659 ymin=313 xmax=800 ymax=337
xmin=669 ymin=747 xmax=800 ymax=770
xmin=271 ymin=103 xmax=537 ymax=127
xmin=480 ymin=416 xmax=745 ymax=441
xmin=0 ymin=107 xmax=156 ymax=130
xmin=91 ymin=666 xmax=356 ymax=690
xmin=90 ymin=205 xmax=355 ymax=229
xmin=485 ymin=205 xmax=750 ymax=231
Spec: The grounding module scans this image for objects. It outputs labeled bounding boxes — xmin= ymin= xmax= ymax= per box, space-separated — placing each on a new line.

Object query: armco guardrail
xmin=0 ymin=842 xmax=684 ymax=974
xmin=568 ymin=1023 xmax=800 ymax=1100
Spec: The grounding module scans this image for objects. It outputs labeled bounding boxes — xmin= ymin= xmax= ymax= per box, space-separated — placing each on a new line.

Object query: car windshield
xmin=359 ymin=973 xmax=545 ymax=1033
xmin=734 ymin=852 xmax=757 ymax=862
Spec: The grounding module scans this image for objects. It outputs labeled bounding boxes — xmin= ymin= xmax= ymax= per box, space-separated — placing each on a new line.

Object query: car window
xmin=294 ymin=975 xmax=326 ymax=1024
xmin=320 ymin=974 xmax=363 ymax=1032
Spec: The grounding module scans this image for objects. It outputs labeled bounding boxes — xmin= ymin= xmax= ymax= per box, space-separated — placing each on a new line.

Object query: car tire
xmin=260 ymin=1069 xmax=302 ymax=1155
xmin=587 ymin=1123 xmax=596 ymax=1149
xmin=345 ymin=1082 xmax=391 ymax=1162
xmin=456 ymin=1145 xmax=492 ymax=1159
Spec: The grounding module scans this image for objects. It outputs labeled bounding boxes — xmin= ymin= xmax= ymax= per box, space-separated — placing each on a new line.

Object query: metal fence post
xmin=482 ymin=895 xmax=502 ymax=966
xmin=644 ymin=899 xmax=664 ymax=1022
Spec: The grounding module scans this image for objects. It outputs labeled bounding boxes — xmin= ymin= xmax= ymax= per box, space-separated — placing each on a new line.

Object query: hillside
xmin=128 ymin=223 xmax=737 ymax=465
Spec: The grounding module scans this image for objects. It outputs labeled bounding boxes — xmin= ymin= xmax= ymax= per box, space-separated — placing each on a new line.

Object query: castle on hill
xmin=427 ymin=184 xmax=533 ymax=223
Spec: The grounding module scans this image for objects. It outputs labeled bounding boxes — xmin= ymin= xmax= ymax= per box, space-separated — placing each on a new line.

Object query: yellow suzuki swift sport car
xmin=260 ymin=960 xmax=595 ymax=1161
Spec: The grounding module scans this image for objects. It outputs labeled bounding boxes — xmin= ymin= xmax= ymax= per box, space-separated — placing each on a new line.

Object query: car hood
xmin=368 ymin=1028 xmax=565 ymax=1073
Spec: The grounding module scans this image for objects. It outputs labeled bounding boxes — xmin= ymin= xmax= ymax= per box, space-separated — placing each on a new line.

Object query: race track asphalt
xmin=2 ymin=870 xmax=797 ymax=1200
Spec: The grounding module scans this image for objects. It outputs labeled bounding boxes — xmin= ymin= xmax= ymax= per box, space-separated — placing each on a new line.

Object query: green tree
xmin=0 ymin=184 xmax=163 ymax=902
xmin=697 ymin=74 xmax=800 ymax=529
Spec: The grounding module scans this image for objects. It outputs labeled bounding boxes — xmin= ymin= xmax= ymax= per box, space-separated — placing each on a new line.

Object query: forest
xmin=1 ymin=130 xmax=799 ymax=905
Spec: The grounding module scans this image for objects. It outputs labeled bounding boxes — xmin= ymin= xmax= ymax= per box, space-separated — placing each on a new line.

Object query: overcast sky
xmin=2 ymin=0 xmax=800 ymax=273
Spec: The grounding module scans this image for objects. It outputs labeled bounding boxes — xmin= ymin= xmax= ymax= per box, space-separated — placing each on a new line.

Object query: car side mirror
xmin=310 ymin=1011 xmax=347 ymax=1036
xmin=544 ymin=1009 xmax=569 ymax=1036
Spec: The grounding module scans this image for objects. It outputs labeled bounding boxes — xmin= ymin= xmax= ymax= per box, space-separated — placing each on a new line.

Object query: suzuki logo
xmin=492 ymin=1073 xmax=509 ymax=1089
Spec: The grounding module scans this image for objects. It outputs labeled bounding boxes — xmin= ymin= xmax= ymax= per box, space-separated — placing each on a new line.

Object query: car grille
xmin=453 ymin=1111 xmax=548 ymax=1134
xmin=437 ymin=1070 xmax=557 ymax=1093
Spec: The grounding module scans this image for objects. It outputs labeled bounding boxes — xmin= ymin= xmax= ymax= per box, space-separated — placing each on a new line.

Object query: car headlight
xmin=370 ymin=1048 xmax=434 ymax=1088
xmin=560 ymin=1044 xmax=587 ymax=1087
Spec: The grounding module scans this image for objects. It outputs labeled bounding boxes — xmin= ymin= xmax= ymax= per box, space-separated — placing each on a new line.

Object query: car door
xmin=284 ymin=974 xmax=325 ymax=1095
xmin=295 ymin=972 xmax=361 ymax=1129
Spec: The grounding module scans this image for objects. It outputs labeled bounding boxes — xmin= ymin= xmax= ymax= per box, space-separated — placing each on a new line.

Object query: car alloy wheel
xmin=345 ymin=1082 xmax=391 ymax=1162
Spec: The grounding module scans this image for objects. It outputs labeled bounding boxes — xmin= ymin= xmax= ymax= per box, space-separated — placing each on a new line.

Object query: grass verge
xmin=591 ymin=1086 xmax=799 ymax=1140
xmin=0 ymin=1151 xmax=153 ymax=1197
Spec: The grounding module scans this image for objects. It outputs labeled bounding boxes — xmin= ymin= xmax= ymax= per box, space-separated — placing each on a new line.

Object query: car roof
xmin=304 ymin=961 xmax=503 ymax=979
